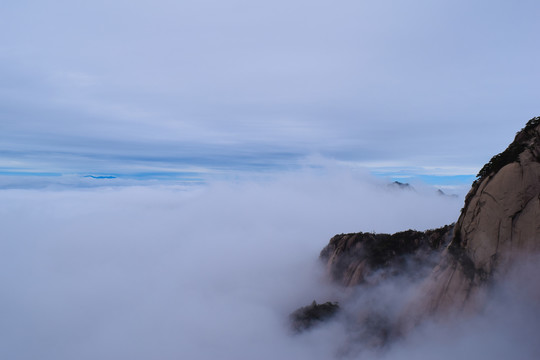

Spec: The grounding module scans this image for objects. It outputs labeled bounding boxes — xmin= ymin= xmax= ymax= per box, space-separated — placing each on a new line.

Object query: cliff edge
xmin=317 ymin=117 xmax=540 ymax=328
xmin=416 ymin=117 xmax=540 ymax=316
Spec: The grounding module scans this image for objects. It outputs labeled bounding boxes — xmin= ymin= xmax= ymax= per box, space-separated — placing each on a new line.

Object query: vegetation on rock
xmin=320 ymin=225 xmax=454 ymax=285
xmin=289 ymin=301 xmax=340 ymax=333
xmin=475 ymin=116 xmax=540 ymax=182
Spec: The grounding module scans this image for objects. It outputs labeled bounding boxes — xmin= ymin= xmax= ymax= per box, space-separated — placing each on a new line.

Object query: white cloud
xmin=1 ymin=170 xmax=537 ymax=359
xmin=0 ymin=171 xmax=461 ymax=359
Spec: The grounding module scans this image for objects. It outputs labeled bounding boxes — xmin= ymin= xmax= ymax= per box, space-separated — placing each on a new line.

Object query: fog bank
xmin=1 ymin=171 xmax=513 ymax=359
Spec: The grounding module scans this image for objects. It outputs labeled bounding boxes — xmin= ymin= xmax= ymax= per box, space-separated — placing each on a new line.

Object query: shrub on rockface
xmin=476 ymin=116 xmax=540 ymax=181
xmin=289 ymin=301 xmax=340 ymax=333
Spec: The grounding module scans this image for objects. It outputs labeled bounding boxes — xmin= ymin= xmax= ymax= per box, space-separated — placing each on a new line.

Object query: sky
xmin=2 ymin=3 xmax=540 ymax=358
xmin=1 ymin=0 xmax=539 ymax=187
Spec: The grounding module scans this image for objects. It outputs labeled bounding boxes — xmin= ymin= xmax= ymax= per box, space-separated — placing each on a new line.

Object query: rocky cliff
xmin=320 ymin=226 xmax=453 ymax=287
xmin=416 ymin=116 xmax=540 ymax=316
xmin=316 ymin=116 xmax=540 ymax=328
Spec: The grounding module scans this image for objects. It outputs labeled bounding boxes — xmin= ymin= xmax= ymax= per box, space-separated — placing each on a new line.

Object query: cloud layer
xmin=0 ymin=171 xmax=463 ymax=359
xmin=2 ymin=170 xmax=538 ymax=359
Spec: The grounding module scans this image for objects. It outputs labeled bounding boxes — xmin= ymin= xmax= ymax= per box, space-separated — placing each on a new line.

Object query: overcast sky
xmin=1 ymin=0 xmax=539 ymax=185
xmin=2 ymin=3 xmax=540 ymax=357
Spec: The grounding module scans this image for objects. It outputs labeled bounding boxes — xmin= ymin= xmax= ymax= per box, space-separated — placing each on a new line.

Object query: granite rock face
xmin=319 ymin=117 xmax=540 ymax=324
xmin=417 ymin=117 xmax=540 ymax=315
xmin=320 ymin=226 xmax=453 ymax=287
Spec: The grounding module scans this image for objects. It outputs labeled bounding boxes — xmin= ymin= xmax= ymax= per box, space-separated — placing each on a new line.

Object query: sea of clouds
xmin=0 ymin=170 xmax=537 ymax=359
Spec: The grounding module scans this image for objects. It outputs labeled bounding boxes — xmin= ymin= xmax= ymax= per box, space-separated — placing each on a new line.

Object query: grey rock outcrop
xmin=416 ymin=117 xmax=540 ymax=316
xmin=320 ymin=226 xmax=453 ymax=287
xmin=289 ymin=301 xmax=340 ymax=333
xmin=318 ymin=117 xmax=540 ymax=326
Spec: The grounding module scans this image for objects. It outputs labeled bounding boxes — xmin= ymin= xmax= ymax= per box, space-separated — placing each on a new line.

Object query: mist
xmin=377 ymin=255 xmax=540 ymax=360
xmin=0 ymin=170 xmax=536 ymax=359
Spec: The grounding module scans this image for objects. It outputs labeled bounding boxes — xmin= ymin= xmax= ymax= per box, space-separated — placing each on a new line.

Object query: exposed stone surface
xmin=316 ymin=117 xmax=540 ymax=329
xmin=320 ymin=225 xmax=454 ymax=287
xmin=416 ymin=117 xmax=540 ymax=316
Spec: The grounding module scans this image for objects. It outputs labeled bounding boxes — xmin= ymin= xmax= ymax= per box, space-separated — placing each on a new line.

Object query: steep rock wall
xmin=318 ymin=117 xmax=540 ymax=325
xmin=417 ymin=117 xmax=540 ymax=315
xmin=320 ymin=226 xmax=453 ymax=287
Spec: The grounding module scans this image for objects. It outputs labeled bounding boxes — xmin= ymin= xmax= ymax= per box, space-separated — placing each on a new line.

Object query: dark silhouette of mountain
xmin=289 ymin=301 xmax=340 ymax=333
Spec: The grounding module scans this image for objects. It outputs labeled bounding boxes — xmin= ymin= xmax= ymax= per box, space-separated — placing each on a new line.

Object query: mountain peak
xmin=313 ymin=117 xmax=540 ymax=340
xmin=476 ymin=116 xmax=540 ymax=181
xmin=415 ymin=116 xmax=540 ymax=316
